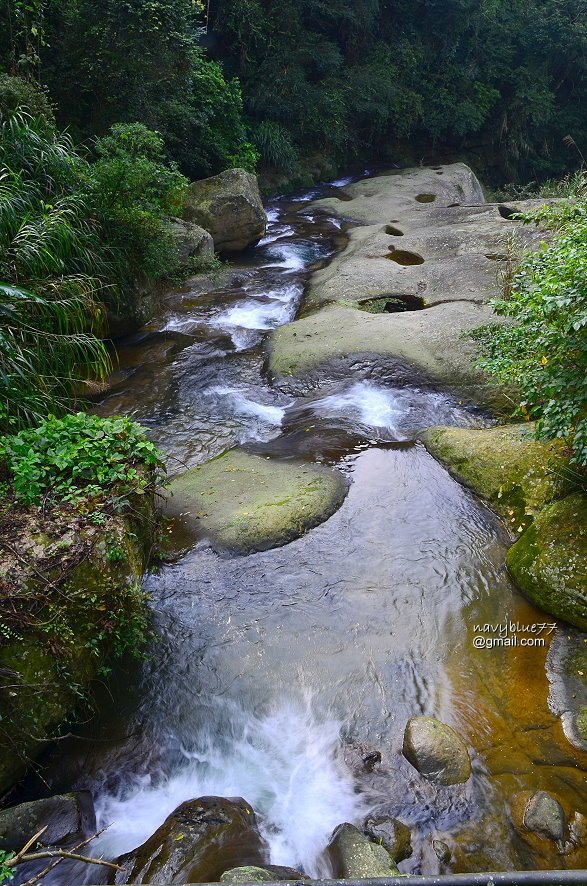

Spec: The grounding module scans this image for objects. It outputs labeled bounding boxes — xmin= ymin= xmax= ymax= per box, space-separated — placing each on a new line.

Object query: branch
xmin=16 ymin=850 xmax=121 ymax=870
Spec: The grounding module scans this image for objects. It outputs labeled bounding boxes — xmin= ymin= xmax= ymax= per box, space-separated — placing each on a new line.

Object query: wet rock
xmin=113 ymin=796 xmax=268 ymax=884
xmin=184 ymin=168 xmax=266 ymax=252
xmin=433 ymin=839 xmax=451 ymax=863
xmin=0 ymin=792 xmax=96 ymax=851
xmin=221 ymin=865 xmax=305 ymax=882
xmin=362 ymin=750 xmax=382 ymax=772
xmin=326 ymin=822 xmax=401 ymax=877
xmin=169 ymin=218 xmax=214 ymax=266
xmin=507 ymin=494 xmax=587 ymax=632
xmin=519 ymin=790 xmax=566 ymax=842
xmin=363 ymin=815 xmax=412 ymax=862
xmin=165 ymin=449 xmax=348 ymax=554
xmin=510 ymin=790 xmax=567 ymax=859
xmin=402 ymin=716 xmax=472 ymax=785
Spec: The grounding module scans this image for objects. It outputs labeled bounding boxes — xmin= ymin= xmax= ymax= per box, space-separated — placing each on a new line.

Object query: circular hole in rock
xmin=358 ymin=294 xmax=425 ymax=313
xmin=498 ymin=205 xmax=520 ymax=220
xmin=386 ymin=249 xmax=425 ymax=266
xmin=415 ymin=193 xmax=436 ymax=203
xmin=385 ymin=225 xmax=404 ymax=236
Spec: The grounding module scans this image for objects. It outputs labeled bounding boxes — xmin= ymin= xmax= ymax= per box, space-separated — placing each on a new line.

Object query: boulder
xmin=402 ymin=716 xmax=472 ymax=785
xmin=362 ymin=815 xmax=412 ymax=862
xmin=169 ymin=218 xmax=214 ymax=266
xmin=165 ymin=449 xmax=348 ymax=554
xmin=0 ymin=792 xmax=96 ymax=851
xmin=184 ymin=169 xmax=267 ymax=252
xmin=326 ymin=822 xmax=401 ymax=877
xmin=113 ymin=797 xmax=268 ymax=884
xmin=506 ymin=494 xmax=587 ymax=632
xmin=510 ymin=790 xmax=566 ymax=843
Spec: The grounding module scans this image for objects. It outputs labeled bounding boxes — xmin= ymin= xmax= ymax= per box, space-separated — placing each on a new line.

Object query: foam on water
xmin=311 ymin=381 xmax=403 ymax=434
xmin=305 ymin=381 xmax=478 ymax=439
xmin=209 ymin=386 xmax=288 ymax=427
xmin=92 ymin=698 xmax=365 ymax=877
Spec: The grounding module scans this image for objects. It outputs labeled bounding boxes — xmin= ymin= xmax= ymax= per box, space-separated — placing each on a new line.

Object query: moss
xmin=165 ymin=449 xmax=348 ymax=554
xmin=0 ymin=494 xmax=156 ymax=794
xmin=506 ymin=494 xmax=587 ymax=631
xmin=423 ymin=424 xmax=574 ymax=532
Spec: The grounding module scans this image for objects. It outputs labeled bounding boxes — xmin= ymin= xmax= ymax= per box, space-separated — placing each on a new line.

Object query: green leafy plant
xmin=0 ymin=850 xmax=15 ymax=884
xmin=473 ymin=198 xmax=587 ymax=466
xmin=0 ymin=412 xmax=166 ymax=505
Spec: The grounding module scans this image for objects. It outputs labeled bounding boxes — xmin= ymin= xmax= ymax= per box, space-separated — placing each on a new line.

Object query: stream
xmin=38 ymin=175 xmax=587 ymax=880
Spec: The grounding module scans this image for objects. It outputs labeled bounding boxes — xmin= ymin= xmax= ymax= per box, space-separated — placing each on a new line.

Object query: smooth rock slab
xmin=326 ymin=822 xmax=401 ymax=877
xmin=113 ymin=797 xmax=267 ymax=884
xmin=220 ymin=865 xmax=306 ymax=882
xmin=166 ymin=449 xmax=348 ymax=554
xmin=402 ymin=716 xmax=472 ymax=785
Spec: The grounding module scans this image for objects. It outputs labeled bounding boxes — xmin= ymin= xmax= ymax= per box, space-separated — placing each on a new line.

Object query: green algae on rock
xmin=423 ymin=424 xmax=587 ymax=632
xmin=423 ymin=424 xmax=574 ymax=532
xmin=166 ymin=450 xmax=348 ymax=554
xmin=507 ymin=494 xmax=587 ymax=632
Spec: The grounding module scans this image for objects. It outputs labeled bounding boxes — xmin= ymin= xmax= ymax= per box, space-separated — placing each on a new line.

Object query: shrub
xmin=473 ymin=198 xmax=587 ymax=466
xmin=0 ymin=412 xmax=165 ymax=505
xmin=89 ymin=123 xmax=188 ymax=282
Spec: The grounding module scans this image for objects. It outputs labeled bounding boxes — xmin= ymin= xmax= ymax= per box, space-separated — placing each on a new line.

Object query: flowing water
xmin=34 ymin=178 xmax=587 ymax=881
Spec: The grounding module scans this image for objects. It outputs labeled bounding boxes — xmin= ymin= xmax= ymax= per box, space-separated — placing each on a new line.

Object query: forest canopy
xmin=1 ymin=0 xmax=586 ymax=182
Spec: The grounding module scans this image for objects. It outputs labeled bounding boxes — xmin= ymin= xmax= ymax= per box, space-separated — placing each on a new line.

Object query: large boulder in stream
xmin=402 ymin=716 xmax=472 ymax=785
xmin=165 ymin=449 xmax=348 ymax=554
xmin=113 ymin=797 xmax=268 ymax=884
xmin=326 ymin=823 xmax=401 ymax=877
xmin=184 ymin=168 xmax=267 ymax=252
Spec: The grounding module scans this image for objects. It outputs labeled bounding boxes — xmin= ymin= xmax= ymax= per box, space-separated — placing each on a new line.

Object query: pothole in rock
xmin=358 ymin=294 xmax=425 ymax=313
xmin=415 ymin=193 xmax=437 ymax=203
xmin=498 ymin=204 xmax=522 ymax=220
xmin=385 ymin=224 xmax=404 ymax=236
xmin=386 ymin=249 xmax=425 ymax=266
xmin=485 ymin=253 xmax=509 ymax=261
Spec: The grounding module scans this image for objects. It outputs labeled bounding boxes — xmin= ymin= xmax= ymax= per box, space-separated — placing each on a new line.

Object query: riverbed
xmin=38 ymin=174 xmax=587 ymax=880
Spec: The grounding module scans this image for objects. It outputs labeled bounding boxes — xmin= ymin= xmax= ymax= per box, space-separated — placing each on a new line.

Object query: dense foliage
xmin=3 ymin=0 xmax=586 ymax=181
xmin=474 ymin=197 xmax=587 ymax=466
xmin=209 ymin=0 xmax=587 ymax=181
xmin=0 ymin=102 xmax=193 ymax=430
xmin=0 ymin=412 xmax=165 ymax=504
xmin=0 ymin=111 xmax=111 ymax=430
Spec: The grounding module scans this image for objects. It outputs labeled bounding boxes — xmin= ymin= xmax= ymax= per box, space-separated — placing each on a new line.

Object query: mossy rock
xmin=0 ymin=495 xmax=156 ymax=794
xmin=506 ymin=494 xmax=587 ymax=632
xmin=165 ymin=450 xmax=348 ymax=554
xmin=423 ymin=424 xmax=574 ymax=532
